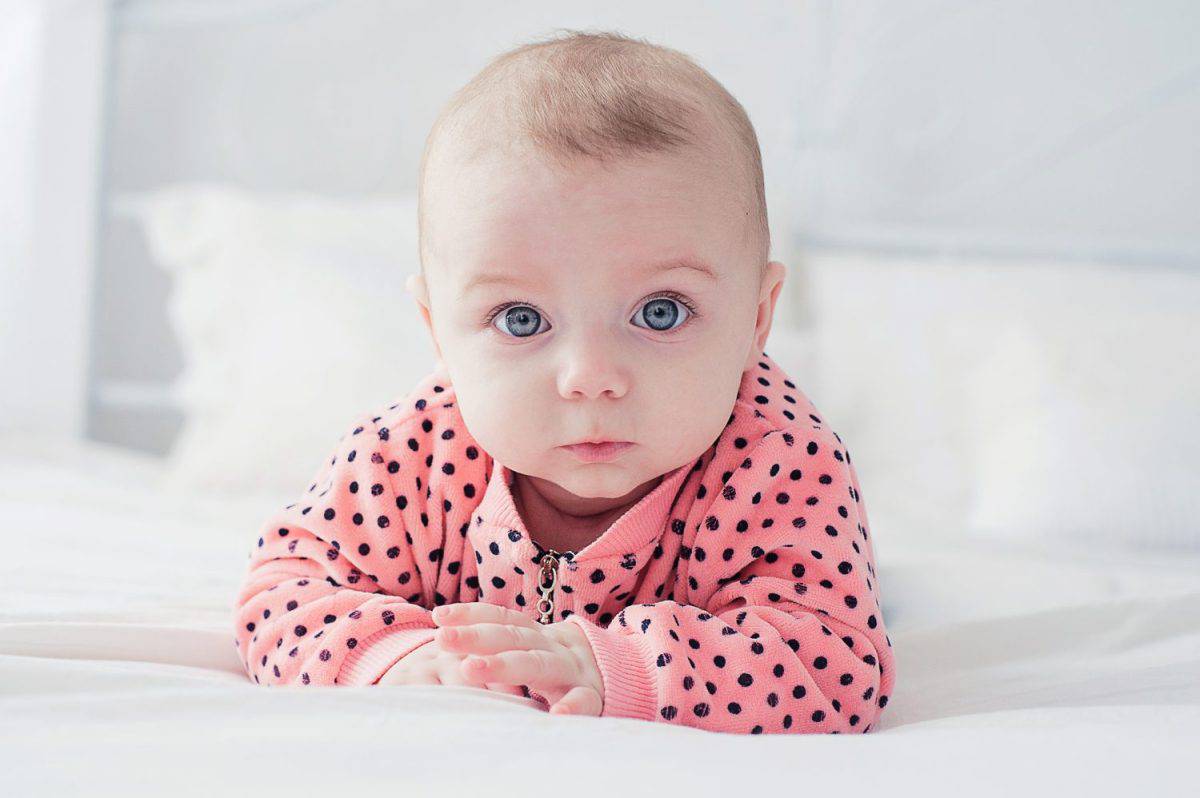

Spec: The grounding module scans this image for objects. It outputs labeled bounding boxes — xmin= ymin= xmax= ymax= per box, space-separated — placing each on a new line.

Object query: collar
xmin=475 ymin=453 xmax=698 ymax=566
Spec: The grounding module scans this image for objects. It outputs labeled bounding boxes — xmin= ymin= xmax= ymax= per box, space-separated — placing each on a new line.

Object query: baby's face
xmin=409 ymin=144 xmax=785 ymax=501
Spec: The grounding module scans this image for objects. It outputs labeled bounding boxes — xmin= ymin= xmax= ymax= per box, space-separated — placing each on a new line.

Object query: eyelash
xmin=483 ymin=291 xmax=700 ymax=333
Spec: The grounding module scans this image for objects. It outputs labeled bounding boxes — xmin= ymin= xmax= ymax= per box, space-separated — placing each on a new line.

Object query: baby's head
xmin=406 ymin=29 xmax=786 ymax=502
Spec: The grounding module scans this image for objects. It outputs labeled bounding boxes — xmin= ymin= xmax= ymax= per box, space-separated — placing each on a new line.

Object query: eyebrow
xmin=458 ymin=257 xmax=719 ymax=298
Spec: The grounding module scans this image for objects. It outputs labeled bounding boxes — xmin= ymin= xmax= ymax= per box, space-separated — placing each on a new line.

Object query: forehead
xmin=428 ymin=144 xmax=749 ymax=289
xmin=458 ymin=255 xmax=720 ymax=298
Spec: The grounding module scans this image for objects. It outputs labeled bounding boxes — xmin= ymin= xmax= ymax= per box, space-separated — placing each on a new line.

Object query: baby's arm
xmin=232 ymin=410 xmax=445 ymax=686
xmin=561 ymin=427 xmax=896 ymax=734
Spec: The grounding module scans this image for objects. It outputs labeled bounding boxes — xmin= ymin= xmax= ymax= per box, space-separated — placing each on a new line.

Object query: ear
xmin=406 ymin=272 xmax=444 ymax=363
xmin=743 ymin=261 xmax=787 ymax=371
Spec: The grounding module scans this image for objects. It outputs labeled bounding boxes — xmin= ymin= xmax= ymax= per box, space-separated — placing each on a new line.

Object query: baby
xmin=232 ymin=29 xmax=895 ymax=735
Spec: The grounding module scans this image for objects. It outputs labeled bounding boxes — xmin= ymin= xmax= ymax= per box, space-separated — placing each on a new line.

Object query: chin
xmin=543 ymin=468 xmax=631 ymax=497
xmin=577 ymin=467 xmax=658 ymax=498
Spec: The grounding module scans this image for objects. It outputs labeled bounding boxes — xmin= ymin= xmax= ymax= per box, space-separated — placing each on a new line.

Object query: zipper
xmin=535 ymin=548 xmax=573 ymax=624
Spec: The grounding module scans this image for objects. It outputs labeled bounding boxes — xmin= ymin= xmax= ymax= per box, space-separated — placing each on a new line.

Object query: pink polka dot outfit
xmin=232 ymin=352 xmax=896 ymax=734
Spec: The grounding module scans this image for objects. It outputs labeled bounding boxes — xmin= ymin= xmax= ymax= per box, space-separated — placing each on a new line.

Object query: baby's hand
xmin=376 ymin=637 xmax=527 ymax=698
xmin=431 ymin=602 xmax=605 ymax=716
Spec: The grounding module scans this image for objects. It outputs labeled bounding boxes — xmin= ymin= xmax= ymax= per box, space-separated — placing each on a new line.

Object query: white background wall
xmin=0 ymin=0 xmax=107 ymax=438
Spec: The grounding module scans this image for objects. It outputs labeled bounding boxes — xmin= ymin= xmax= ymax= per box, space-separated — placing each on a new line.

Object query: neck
xmin=511 ymin=470 xmax=664 ymax=546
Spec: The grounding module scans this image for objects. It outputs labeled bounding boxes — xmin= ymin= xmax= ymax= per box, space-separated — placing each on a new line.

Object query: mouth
xmin=559 ymin=441 xmax=635 ymax=463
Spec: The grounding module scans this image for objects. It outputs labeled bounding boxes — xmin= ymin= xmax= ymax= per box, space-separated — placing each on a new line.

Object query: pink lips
xmin=560 ymin=441 xmax=635 ymax=462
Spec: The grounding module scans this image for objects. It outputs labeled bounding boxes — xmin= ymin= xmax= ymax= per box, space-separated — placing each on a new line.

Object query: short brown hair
xmin=417 ymin=28 xmax=769 ymax=283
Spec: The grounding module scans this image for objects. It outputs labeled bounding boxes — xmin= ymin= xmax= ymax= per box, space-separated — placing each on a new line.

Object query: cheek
xmin=453 ymin=379 xmax=546 ymax=456
xmin=640 ymin=360 xmax=743 ymax=443
xmin=638 ymin=356 xmax=720 ymax=401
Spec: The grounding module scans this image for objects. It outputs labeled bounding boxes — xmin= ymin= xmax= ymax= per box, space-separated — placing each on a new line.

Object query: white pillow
xmin=961 ymin=268 xmax=1200 ymax=552
xmin=123 ymin=183 xmax=438 ymax=499
xmin=800 ymin=250 xmax=1200 ymax=553
xmin=801 ymin=253 xmax=981 ymax=551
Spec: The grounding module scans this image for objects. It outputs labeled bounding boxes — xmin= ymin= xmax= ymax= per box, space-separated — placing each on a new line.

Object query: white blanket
xmin=1 ymin=434 xmax=1198 ymax=797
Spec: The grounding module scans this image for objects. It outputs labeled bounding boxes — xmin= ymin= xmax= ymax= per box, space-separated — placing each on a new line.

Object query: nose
xmin=556 ymin=332 xmax=630 ymax=400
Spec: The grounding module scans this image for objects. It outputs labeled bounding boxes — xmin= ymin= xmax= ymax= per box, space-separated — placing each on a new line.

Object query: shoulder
xmin=363 ymin=362 xmax=460 ymax=432
xmin=724 ymin=351 xmax=851 ymax=467
xmin=349 ymin=362 xmax=493 ymax=491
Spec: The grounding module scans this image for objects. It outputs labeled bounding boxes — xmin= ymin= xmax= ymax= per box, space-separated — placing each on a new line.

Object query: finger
xmin=486 ymin=682 xmax=529 ymax=698
xmin=436 ymin=623 xmax=554 ymax=655
xmin=449 ymin=676 xmax=521 ymax=696
xmin=432 ymin=603 xmax=540 ymax=629
xmin=432 ymin=657 xmax=474 ymax=686
xmin=549 ymin=685 xmax=603 ymax=717
xmin=460 ymin=649 xmax=573 ymax=687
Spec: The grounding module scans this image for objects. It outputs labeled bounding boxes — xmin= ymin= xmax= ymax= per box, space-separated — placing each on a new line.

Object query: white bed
xmin=2 ymin=432 xmax=1197 ymax=797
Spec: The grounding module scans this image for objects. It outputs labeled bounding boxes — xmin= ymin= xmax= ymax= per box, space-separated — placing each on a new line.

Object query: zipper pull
xmin=535 ymin=548 xmax=572 ymax=624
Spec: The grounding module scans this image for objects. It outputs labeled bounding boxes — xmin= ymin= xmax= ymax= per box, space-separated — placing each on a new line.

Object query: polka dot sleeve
xmin=231 ymin=411 xmax=441 ymax=687
xmin=563 ymin=427 xmax=896 ymax=734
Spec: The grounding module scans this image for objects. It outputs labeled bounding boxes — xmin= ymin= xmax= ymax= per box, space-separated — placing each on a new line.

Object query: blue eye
xmin=492 ymin=305 xmax=545 ymax=338
xmin=631 ymin=295 xmax=693 ymax=332
xmin=485 ymin=292 xmax=698 ymax=339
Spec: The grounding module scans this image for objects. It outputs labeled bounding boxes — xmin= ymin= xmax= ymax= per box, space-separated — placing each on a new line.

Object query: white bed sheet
xmin=1 ymin=434 xmax=1198 ymax=797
